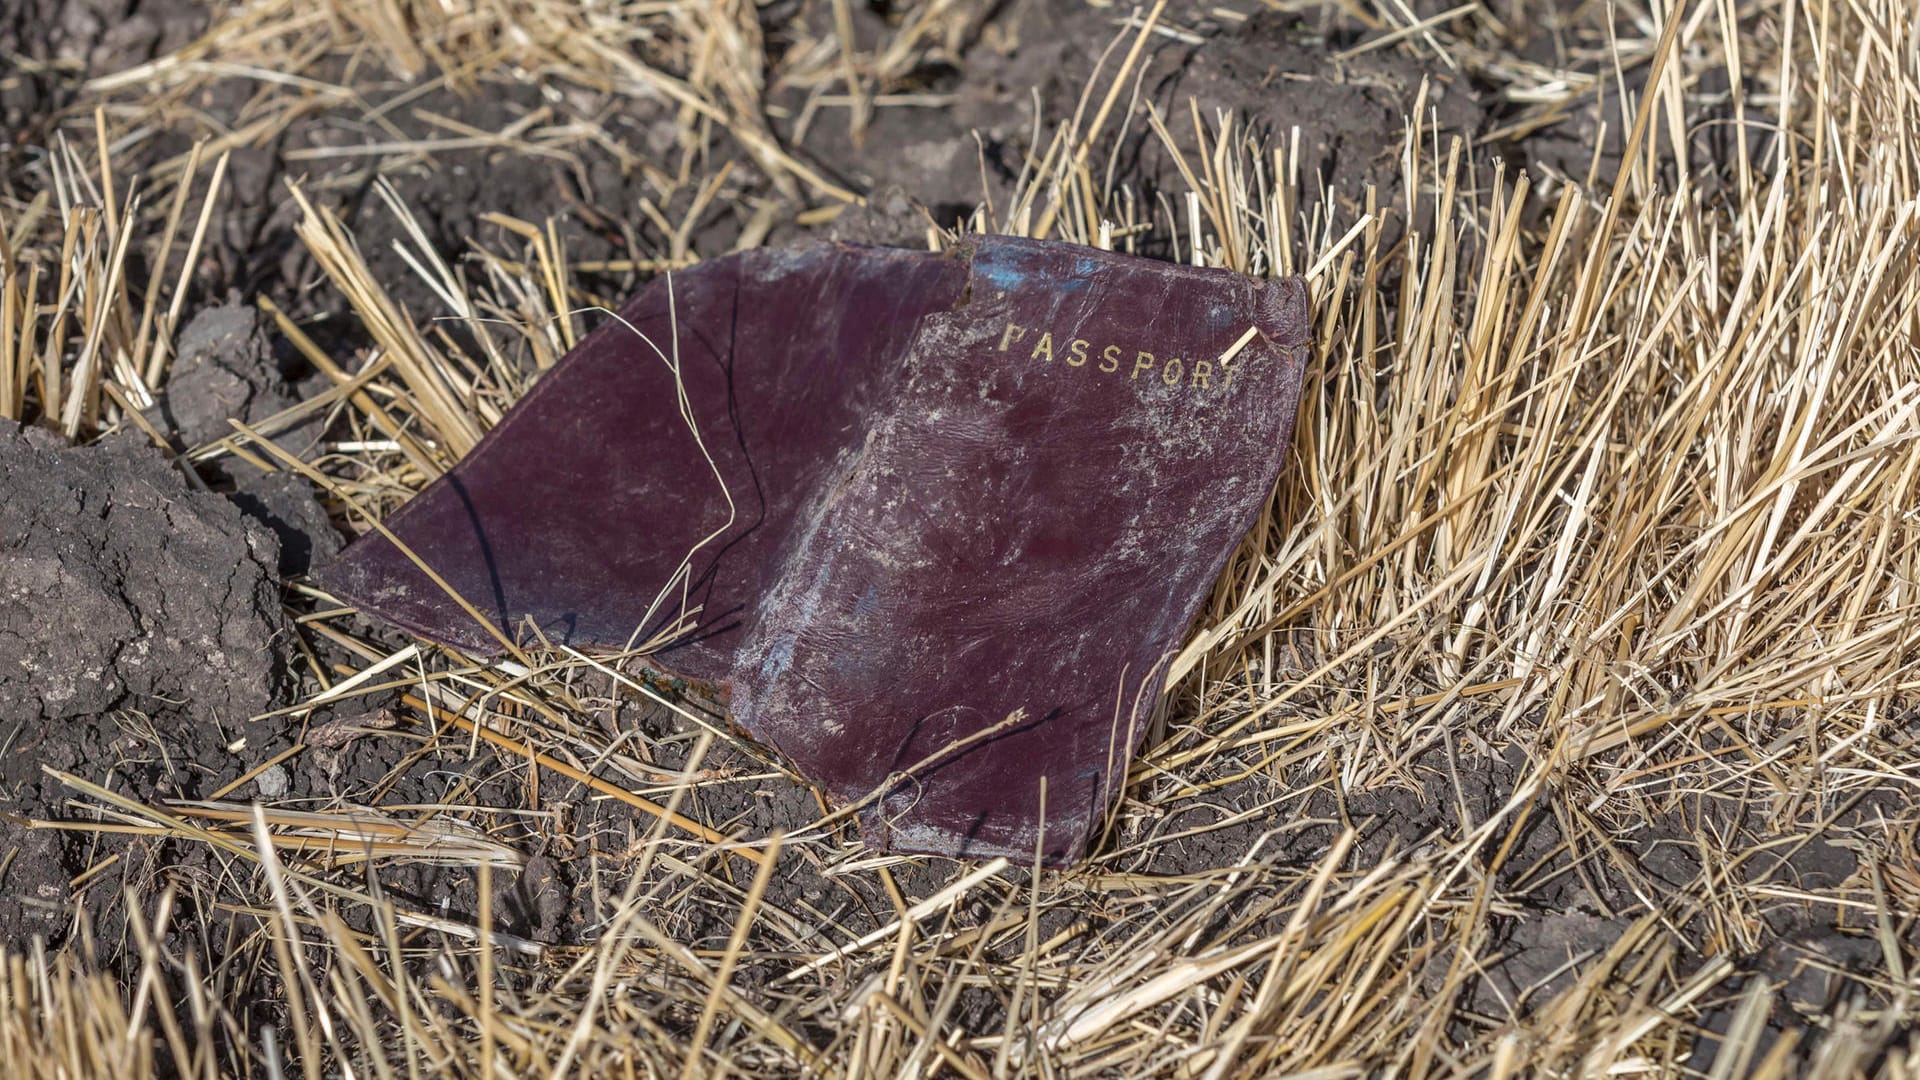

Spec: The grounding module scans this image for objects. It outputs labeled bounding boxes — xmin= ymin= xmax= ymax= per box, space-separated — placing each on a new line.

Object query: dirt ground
xmin=2 ymin=0 xmax=1917 ymax=1076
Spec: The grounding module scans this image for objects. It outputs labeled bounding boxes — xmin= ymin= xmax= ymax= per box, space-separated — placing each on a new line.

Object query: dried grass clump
xmin=6 ymin=0 xmax=1920 ymax=1077
xmin=78 ymin=0 xmax=954 ymax=206
xmin=0 ymin=126 xmax=228 ymax=439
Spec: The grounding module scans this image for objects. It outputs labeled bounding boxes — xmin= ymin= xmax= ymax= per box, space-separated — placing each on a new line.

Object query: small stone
xmin=254 ymin=763 xmax=290 ymax=800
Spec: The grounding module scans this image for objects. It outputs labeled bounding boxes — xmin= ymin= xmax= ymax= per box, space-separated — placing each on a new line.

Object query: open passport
xmin=321 ymin=235 xmax=1310 ymax=864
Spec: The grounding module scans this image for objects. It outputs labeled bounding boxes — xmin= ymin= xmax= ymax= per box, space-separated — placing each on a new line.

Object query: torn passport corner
xmin=319 ymin=235 xmax=1311 ymax=865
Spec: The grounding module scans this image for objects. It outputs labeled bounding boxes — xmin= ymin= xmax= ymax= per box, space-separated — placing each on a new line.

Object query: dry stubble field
xmin=3 ymin=0 xmax=1920 ymax=1076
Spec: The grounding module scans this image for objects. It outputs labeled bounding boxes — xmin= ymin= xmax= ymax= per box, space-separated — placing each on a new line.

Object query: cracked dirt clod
xmin=148 ymin=302 xmax=302 ymax=450
xmin=228 ymin=468 xmax=343 ymax=577
xmin=0 ymin=421 xmax=293 ymax=723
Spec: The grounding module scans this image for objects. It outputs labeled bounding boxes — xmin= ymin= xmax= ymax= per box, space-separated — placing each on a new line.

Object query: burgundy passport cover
xmin=321 ymin=236 xmax=1309 ymax=863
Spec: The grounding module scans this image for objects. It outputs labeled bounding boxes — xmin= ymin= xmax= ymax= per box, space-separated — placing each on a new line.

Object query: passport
xmin=321 ymin=235 xmax=1310 ymax=863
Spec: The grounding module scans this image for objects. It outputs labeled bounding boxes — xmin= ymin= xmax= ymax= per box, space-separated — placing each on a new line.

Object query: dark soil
xmin=146 ymin=304 xmax=305 ymax=451
xmin=0 ymin=420 xmax=295 ymax=939
xmin=0 ymin=423 xmax=292 ymax=725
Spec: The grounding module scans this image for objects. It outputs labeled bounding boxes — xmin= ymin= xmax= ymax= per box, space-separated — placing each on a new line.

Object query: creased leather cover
xmin=321 ymin=236 xmax=1309 ymax=863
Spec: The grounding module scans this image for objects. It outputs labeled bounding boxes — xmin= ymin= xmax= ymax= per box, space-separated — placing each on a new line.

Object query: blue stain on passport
xmin=972 ymin=251 xmax=1029 ymax=294
xmin=979 ymin=243 xmax=1240 ymax=333
xmin=975 ymin=245 xmax=1093 ymax=296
